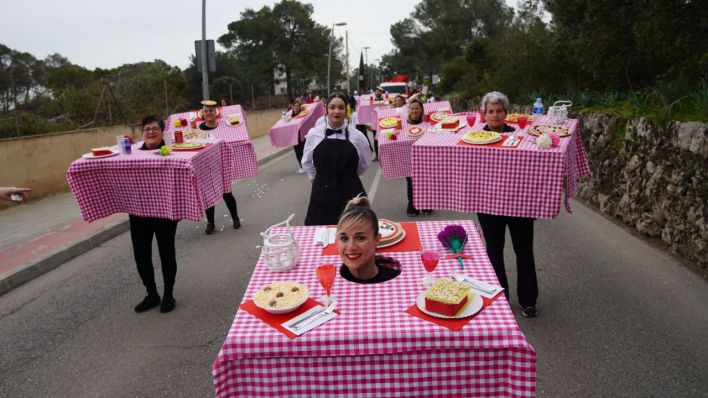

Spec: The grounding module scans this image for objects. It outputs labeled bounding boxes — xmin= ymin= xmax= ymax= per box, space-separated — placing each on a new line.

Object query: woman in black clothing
xmin=131 ymin=115 xmax=178 ymax=313
xmin=337 ymin=196 xmax=400 ymax=284
xmin=301 ymin=92 xmax=372 ymax=226
xmin=476 ymin=91 xmax=538 ymax=318
xmin=288 ymin=98 xmax=307 ymax=173
xmin=198 ymin=100 xmax=241 ymax=234
xmin=404 ymin=98 xmax=433 ymax=217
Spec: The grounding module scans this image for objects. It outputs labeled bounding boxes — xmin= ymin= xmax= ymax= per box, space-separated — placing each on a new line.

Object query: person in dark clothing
xmin=301 ymin=93 xmax=372 ymax=226
xmin=337 ymin=195 xmax=400 ymax=284
xmin=404 ymin=98 xmax=433 ymax=217
xmin=476 ymin=91 xmax=538 ymax=318
xmin=131 ymin=115 xmax=179 ymax=313
xmin=287 ymin=98 xmax=307 ymax=173
xmin=198 ymin=100 xmax=241 ymax=234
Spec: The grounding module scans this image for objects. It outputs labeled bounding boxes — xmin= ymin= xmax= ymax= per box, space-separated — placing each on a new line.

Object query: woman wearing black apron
xmin=302 ymin=92 xmax=372 ymax=226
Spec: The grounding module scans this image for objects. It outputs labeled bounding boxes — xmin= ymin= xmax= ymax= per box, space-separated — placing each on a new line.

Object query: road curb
xmin=0 ymin=146 xmax=291 ymax=297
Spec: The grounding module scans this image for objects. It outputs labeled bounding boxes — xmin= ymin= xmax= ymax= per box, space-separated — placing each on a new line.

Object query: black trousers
xmin=477 ymin=213 xmax=538 ymax=307
xmin=129 ymin=215 xmax=179 ymax=296
xmin=293 ymin=133 xmax=305 ymax=166
xmin=206 ymin=192 xmax=239 ymax=224
xmin=406 ymin=177 xmax=417 ymax=212
xmin=355 ymin=124 xmax=373 ymax=152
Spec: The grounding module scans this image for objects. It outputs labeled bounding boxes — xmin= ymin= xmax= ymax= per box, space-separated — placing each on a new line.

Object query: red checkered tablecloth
xmin=355 ymin=94 xmax=392 ymax=126
xmin=166 ymin=105 xmax=258 ymax=183
xmin=376 ymin=101 xmax=453 ymax=179
xmin=212 ymin=220 xmax=536 ymax=397
xmin=411 ymin=116 xmax=590 ymax=219
xmin=268 ymin=102 xmax=325 ymax=147
xmin=67 ymin=141 xmax=226 ymax=222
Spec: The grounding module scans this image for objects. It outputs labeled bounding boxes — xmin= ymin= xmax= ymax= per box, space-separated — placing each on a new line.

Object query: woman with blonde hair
xmin=336 ymin=196 xmax=401 ymax=284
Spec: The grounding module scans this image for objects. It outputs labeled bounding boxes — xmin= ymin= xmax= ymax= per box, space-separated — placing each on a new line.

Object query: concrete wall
xmin=0 ymin=108 xmax=281 ymax=209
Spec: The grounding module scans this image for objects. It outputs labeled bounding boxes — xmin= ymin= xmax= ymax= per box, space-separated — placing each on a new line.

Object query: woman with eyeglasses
xmin=130 ymin=115 xmax=179 ymax=313
xmin=301 ymin=92 xmax=372 ymax=226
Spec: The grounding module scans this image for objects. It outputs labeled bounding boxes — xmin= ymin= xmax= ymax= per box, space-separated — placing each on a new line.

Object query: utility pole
xmin=201 ymin=0 xmax=209 ymax=100
xmin=327 ymin=22 xmax=346 ymax=96
xmin=363 ymin=46 xmax=370 ymax=92
xmin=345 ymin=31 xmax=350 ymax=93
xmin=229 ymin=82 xmax=234 ymax=104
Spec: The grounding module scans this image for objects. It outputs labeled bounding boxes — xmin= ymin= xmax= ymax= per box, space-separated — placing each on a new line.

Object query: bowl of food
xmin=253 ymin=281 xmax=309 ymax=314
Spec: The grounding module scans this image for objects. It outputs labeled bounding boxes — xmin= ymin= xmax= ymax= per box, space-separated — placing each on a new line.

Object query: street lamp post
xmin=362 ymin=46 xmax=370 ymax=92
xmin=201 ymin=0 xmax=209 ymax=100
xmin=327 ymin=22 xmax=347 ymax=97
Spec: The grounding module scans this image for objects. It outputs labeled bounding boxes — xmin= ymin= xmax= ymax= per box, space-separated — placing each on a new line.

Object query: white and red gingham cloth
xmin=355 ymin=94 xmax=393 ymax=126
xmin=212 ymin=220 xmax=536 ymax=397
xmin=268 ymin=102 xmax=325 ymax=147
xmin=411 ymin=116 xmax=590 ymax=219
xmin=67 ymin=141 xmax=226 ymax=222
xmin=376 ymin=101 xmax=453 ymax=179
xmin=165 ymin=105 xmax=258 ymax=184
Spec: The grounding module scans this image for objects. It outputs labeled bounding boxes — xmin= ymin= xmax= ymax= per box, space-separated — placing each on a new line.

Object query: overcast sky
xmin=1 ymin=0 xmax=519 ymax=71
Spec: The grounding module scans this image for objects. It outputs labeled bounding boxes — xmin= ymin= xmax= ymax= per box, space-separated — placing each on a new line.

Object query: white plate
xmin=461 ymin=135 xmax=503 ymax=145
xmin=377 ymin=228 xmax=406 ymax=248
xmin=416 ymin=290 xmax=484 ymax=319
xmin=82 ymin=151 xmax=119 ymax=159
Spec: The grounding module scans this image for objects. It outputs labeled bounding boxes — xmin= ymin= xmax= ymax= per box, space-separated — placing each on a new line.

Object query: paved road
xmin=1 ymin=152 xmax=706 ymax=397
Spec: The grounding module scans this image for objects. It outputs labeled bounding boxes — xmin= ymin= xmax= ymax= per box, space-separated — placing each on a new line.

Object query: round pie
xmin=378 ymin=219 xmax=404 ymax=246
xmin=253 ymin=281 xmax=309 ymax=314
xmin=379 ymin=117 xmax=400 ymax=129
xmin=429 ymin=111 xmax=451 ymax=123
xmin=462 ymin=131 xmax=502 ymax=145
xmin=172 ymin=142 xmax=205 ymax=150
xmin=528 ymin=124 xmax=571 ymax=137
xmin=406 ymin=126 xmax=426 ymax=138
xmin=505 ymin=113 xmax=533 ymax=123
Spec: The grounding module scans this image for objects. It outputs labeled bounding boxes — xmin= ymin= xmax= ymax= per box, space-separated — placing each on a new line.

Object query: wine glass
xmin=466 ymin=114 xmax=477 ymax=128
xmin=479 ymin=109 xmax=486 ymax=123
xmin=420 ymin=248 xmax=441 ymax=287
xmin=517 ymin=115 xmax=528 ymax=130
xmin=316 ymin=264 xmax=336 ymax=305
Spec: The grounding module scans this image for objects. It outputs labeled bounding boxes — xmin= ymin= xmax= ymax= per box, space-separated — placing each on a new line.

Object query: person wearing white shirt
xmin=302 ymin=92 xmax=372 ymax=226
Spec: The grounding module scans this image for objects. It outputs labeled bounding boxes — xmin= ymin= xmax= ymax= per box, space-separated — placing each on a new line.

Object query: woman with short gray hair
xmin=476 ymin=91 xmax=539 ymax=318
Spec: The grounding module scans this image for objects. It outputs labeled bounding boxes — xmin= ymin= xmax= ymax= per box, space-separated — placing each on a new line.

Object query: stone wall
xmin=577 ymin=113 xmax=707 ymax=275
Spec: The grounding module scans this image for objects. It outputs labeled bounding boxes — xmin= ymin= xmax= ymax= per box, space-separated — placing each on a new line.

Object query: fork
xmin=293 ymin=299 xmax=337 ymax=330
xmin=452 ymin=274 xmax=497 ymax=295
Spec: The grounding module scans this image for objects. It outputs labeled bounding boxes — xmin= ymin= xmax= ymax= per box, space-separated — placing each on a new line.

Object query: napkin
xmin=282 ymin=305 xmax=340 ymax=336
xmin=502 ymin=136 xmax=521 ymax=147
xmin=314 ymin=227 xmax=336 ymax=247
xmin=453 ymin=274 xmax=504 ymax=299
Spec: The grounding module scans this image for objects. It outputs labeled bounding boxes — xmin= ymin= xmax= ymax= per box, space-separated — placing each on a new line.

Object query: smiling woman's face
xmin=337 ymin=218 xmax=379 ymax=273
xmin=142 ymin=122 xmax=164 ymax=149
xmin=326 ymin=97 xmax=347 ymax=127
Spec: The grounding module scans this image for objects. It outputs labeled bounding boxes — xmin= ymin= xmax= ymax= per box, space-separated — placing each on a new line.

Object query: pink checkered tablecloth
xmin=67 ymin=141 xmax=226 ymax=222
xmin=268 ymin=102 xmax=325 ymax=147
xmin=376 ymin=101 xmax=453 ymax=179
xmin=165 ymin=105 xmax=258 ymax=183
xmin=355 ymin=94 xmax=392 ymax=126
xmin=411 ymin=116 xmax=590 ymax=219
xmin=212 ymin=220 xmax=536 ymax=397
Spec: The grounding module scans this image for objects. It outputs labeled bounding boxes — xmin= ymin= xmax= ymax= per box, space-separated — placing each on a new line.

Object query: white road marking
xmin=367 ymin=165 xmax=383 ymax=203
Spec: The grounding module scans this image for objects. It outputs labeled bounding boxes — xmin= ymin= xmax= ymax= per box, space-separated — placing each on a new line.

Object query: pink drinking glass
xmin=479 ymin=109 xmax=486 ymax=123
xmin=517 ymin=116 xmax=528 ymax=129
xmin=466 ymin=114 xmax=477 ymax=128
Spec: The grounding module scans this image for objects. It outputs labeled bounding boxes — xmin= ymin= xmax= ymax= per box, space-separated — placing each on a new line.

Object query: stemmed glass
xmin=517 ymin=115 xmax=528 ymax=131
xmin=466 ymin=114 xmax=477 ymax=129
xmin=316 ymin=264 xmax=336 ymax=305
xmin=420 ymin=247 xmax=441 ymax=287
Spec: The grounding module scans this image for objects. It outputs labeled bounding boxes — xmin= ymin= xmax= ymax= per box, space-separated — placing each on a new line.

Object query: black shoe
xmin=521 ymin=305 xmax=538 ymax=318
xmin=233 ymin=218 xmax=241 ymax=229
xmin=407 ymin=209 xmax=420 ymax=217
xmin=205 ymin=223 xmax=216 ymax=235
xmin=160 ymin=295 xmax=176 ymax=313
xmin=134 ymin=294 xmax=161 ymax=313
xmin=422 ymin=210 xmax=434 ymax=215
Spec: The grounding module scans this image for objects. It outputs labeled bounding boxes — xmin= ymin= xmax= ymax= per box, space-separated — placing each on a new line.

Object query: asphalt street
xmin=1 ymin=150 xmax=706 ymax=397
